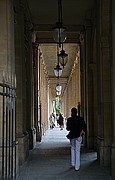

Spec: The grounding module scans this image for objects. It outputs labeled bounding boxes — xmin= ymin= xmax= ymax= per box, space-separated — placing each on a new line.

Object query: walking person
xmin=66 ymin=107 xmax=86 ymax=171
xmin=59 ymin=113 xmax=64 ymax=130
xmin=49 ymin=114 xmax=55 ymax=129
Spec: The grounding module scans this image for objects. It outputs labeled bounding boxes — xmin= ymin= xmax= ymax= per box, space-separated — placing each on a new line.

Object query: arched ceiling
xmin=27 ymin=0 xmax=95 ymax=99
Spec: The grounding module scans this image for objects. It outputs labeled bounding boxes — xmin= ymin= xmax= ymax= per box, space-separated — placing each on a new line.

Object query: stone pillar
xmin=76 ymin=51 xmax=81 ymax=105
xmin=90 ymin=62 xmax=98 ymax=150
xmin=80 ymin=33 xmax=86 ymax=118
xmin=37 ymin=49 xmax=42 ymax=141
xmin=33 ymin=42 xmax=39 ymax=141
xmin=25 ymin=23 xmax=36 ymax=150
xmin=40 ymin=59 xmax=49 ymax=135
xmin=111 ymin=0 xmax=115 ymax=178
xmin=0 ymin=0 xmax=15 ymax=80
xmin=38 ymin=48 xmax=49 ymax=137
xmin=0 ymin=0 xmax=17 ymax=178
xmin=96 ymin=0 xmax=112 ymax=166
xmin=63 ymin=49 xmax=80 ymax=118
xmin=85 ymin=20 xmax=95 ymax=149
xmin=14 ymin=0 xmax=33 ymax=165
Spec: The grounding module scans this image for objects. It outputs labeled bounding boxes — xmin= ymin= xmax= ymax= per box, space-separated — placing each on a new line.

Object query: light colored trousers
xmin=70 ymin=136 xmax=82 ymax=170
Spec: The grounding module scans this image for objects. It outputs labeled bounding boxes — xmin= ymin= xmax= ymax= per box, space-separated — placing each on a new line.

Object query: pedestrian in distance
xmin=49 ymin=114 xmax=55 ymax=129
xmin=66 ymin=107 xmax=86 ymax=171
xmin=59 ymin=113 xmax=64 ymax=130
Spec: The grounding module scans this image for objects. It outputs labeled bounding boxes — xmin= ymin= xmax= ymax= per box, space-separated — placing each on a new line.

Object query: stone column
xmin=0 ymin=0 xmax=15 ymax=80
xmin=33 ymin=42 xmax=39 ymax=141
xmin=37 ymin=49 xmax=42 ymax=141
xmin=80 ymin=33 xmax=86 ymax=118
xmin=38 ymin=48 xmax=49 ymax=137
xmin=111 ymin=0 xmax=115 ymax=178
xmin=96 ymin=0 xmax=112 ymax=166
xmin=40 ymin=59 xmax=49 ymax=135
xmin=90 ymin=62 xmax=98 ymax=150
xmin=0 ymin=0 xmax=16 ymax=178
xmin=25 ymin=22 xmax=36 ymax=150
xmin=85 ymin=20 xmax=94 ymax=149
xmin=75 ymin=51 xmax=80 ymax=105
xmin=14 ymin=0 xmax=32 ymax=165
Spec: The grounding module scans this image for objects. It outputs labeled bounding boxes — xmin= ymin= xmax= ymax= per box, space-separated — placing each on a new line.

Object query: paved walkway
xmin=17 ymin=126 xmax=112 ymax=180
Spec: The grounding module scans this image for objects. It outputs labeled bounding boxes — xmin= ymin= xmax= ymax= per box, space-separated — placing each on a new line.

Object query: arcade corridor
xmin=17 ymin=126 xmax=111 ymax=180
xmin=1 ymin=0 xmax=115 ymax=179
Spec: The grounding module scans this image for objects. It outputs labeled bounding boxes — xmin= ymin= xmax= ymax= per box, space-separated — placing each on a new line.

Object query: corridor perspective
xmin=1 ymin=0 xmax=115 ymax=179
xmin=17 ymin=125 xmax=111 ymax=180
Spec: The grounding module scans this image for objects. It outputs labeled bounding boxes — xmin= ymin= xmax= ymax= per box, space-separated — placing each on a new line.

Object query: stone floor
xmin=16 ymin=126 xmax=112 ymax=180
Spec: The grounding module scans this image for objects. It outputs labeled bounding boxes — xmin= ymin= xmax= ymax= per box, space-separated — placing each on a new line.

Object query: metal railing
xmin=0 ymin=80 xmax=16 ymax=180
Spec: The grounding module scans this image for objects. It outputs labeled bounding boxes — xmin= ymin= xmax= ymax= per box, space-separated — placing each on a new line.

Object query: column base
xmin=28 ymin=128 xmax=36 ymax=149
xmin=97 ymin=138 xmax=111 ymax=166
xmin=16 ymin=133 xmax=29 ymax=166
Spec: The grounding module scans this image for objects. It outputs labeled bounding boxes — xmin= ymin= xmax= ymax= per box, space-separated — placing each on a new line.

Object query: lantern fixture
xmin=56 ymin=90 xmax=61 ymax=96
xmin=58 ymin=44 xmax=68 ymax=68
xmin=52 ymin=0 xmax=67 ymax=47
xmin=54 ymin=64 xmax=62 ymax=77
xmin=56 ymin=83 xmax=62 ymax=92
xmin=54 ymin=44 xmax=63 ymax=77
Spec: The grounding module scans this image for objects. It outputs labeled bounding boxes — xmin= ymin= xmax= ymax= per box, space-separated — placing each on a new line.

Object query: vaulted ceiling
xmin=27 ymin=0 xmax=95 ymax=99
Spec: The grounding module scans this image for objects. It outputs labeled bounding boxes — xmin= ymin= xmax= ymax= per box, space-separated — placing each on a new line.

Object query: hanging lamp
xmin=54 ymin=44 xmax=63 ymax=77
xmin=54 ymin=63 xmax=62 ymax=77
xmin=58 ymin=43 xmax=68 ymax=68
xmin=56 ymin=83 xmax=62 ymax=92
xmin=52 ymin=0 xmax=67 ymax=47
xmin=56 ymin=90 xmax=61 ymax=96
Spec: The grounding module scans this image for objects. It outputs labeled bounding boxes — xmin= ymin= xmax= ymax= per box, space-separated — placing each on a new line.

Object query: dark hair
xmin=71 ymin=107 xmax=77 ymax=116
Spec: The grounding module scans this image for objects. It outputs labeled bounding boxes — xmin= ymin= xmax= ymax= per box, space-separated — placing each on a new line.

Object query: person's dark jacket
xmin=66 ymin=115 xmax=86 ymax=139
